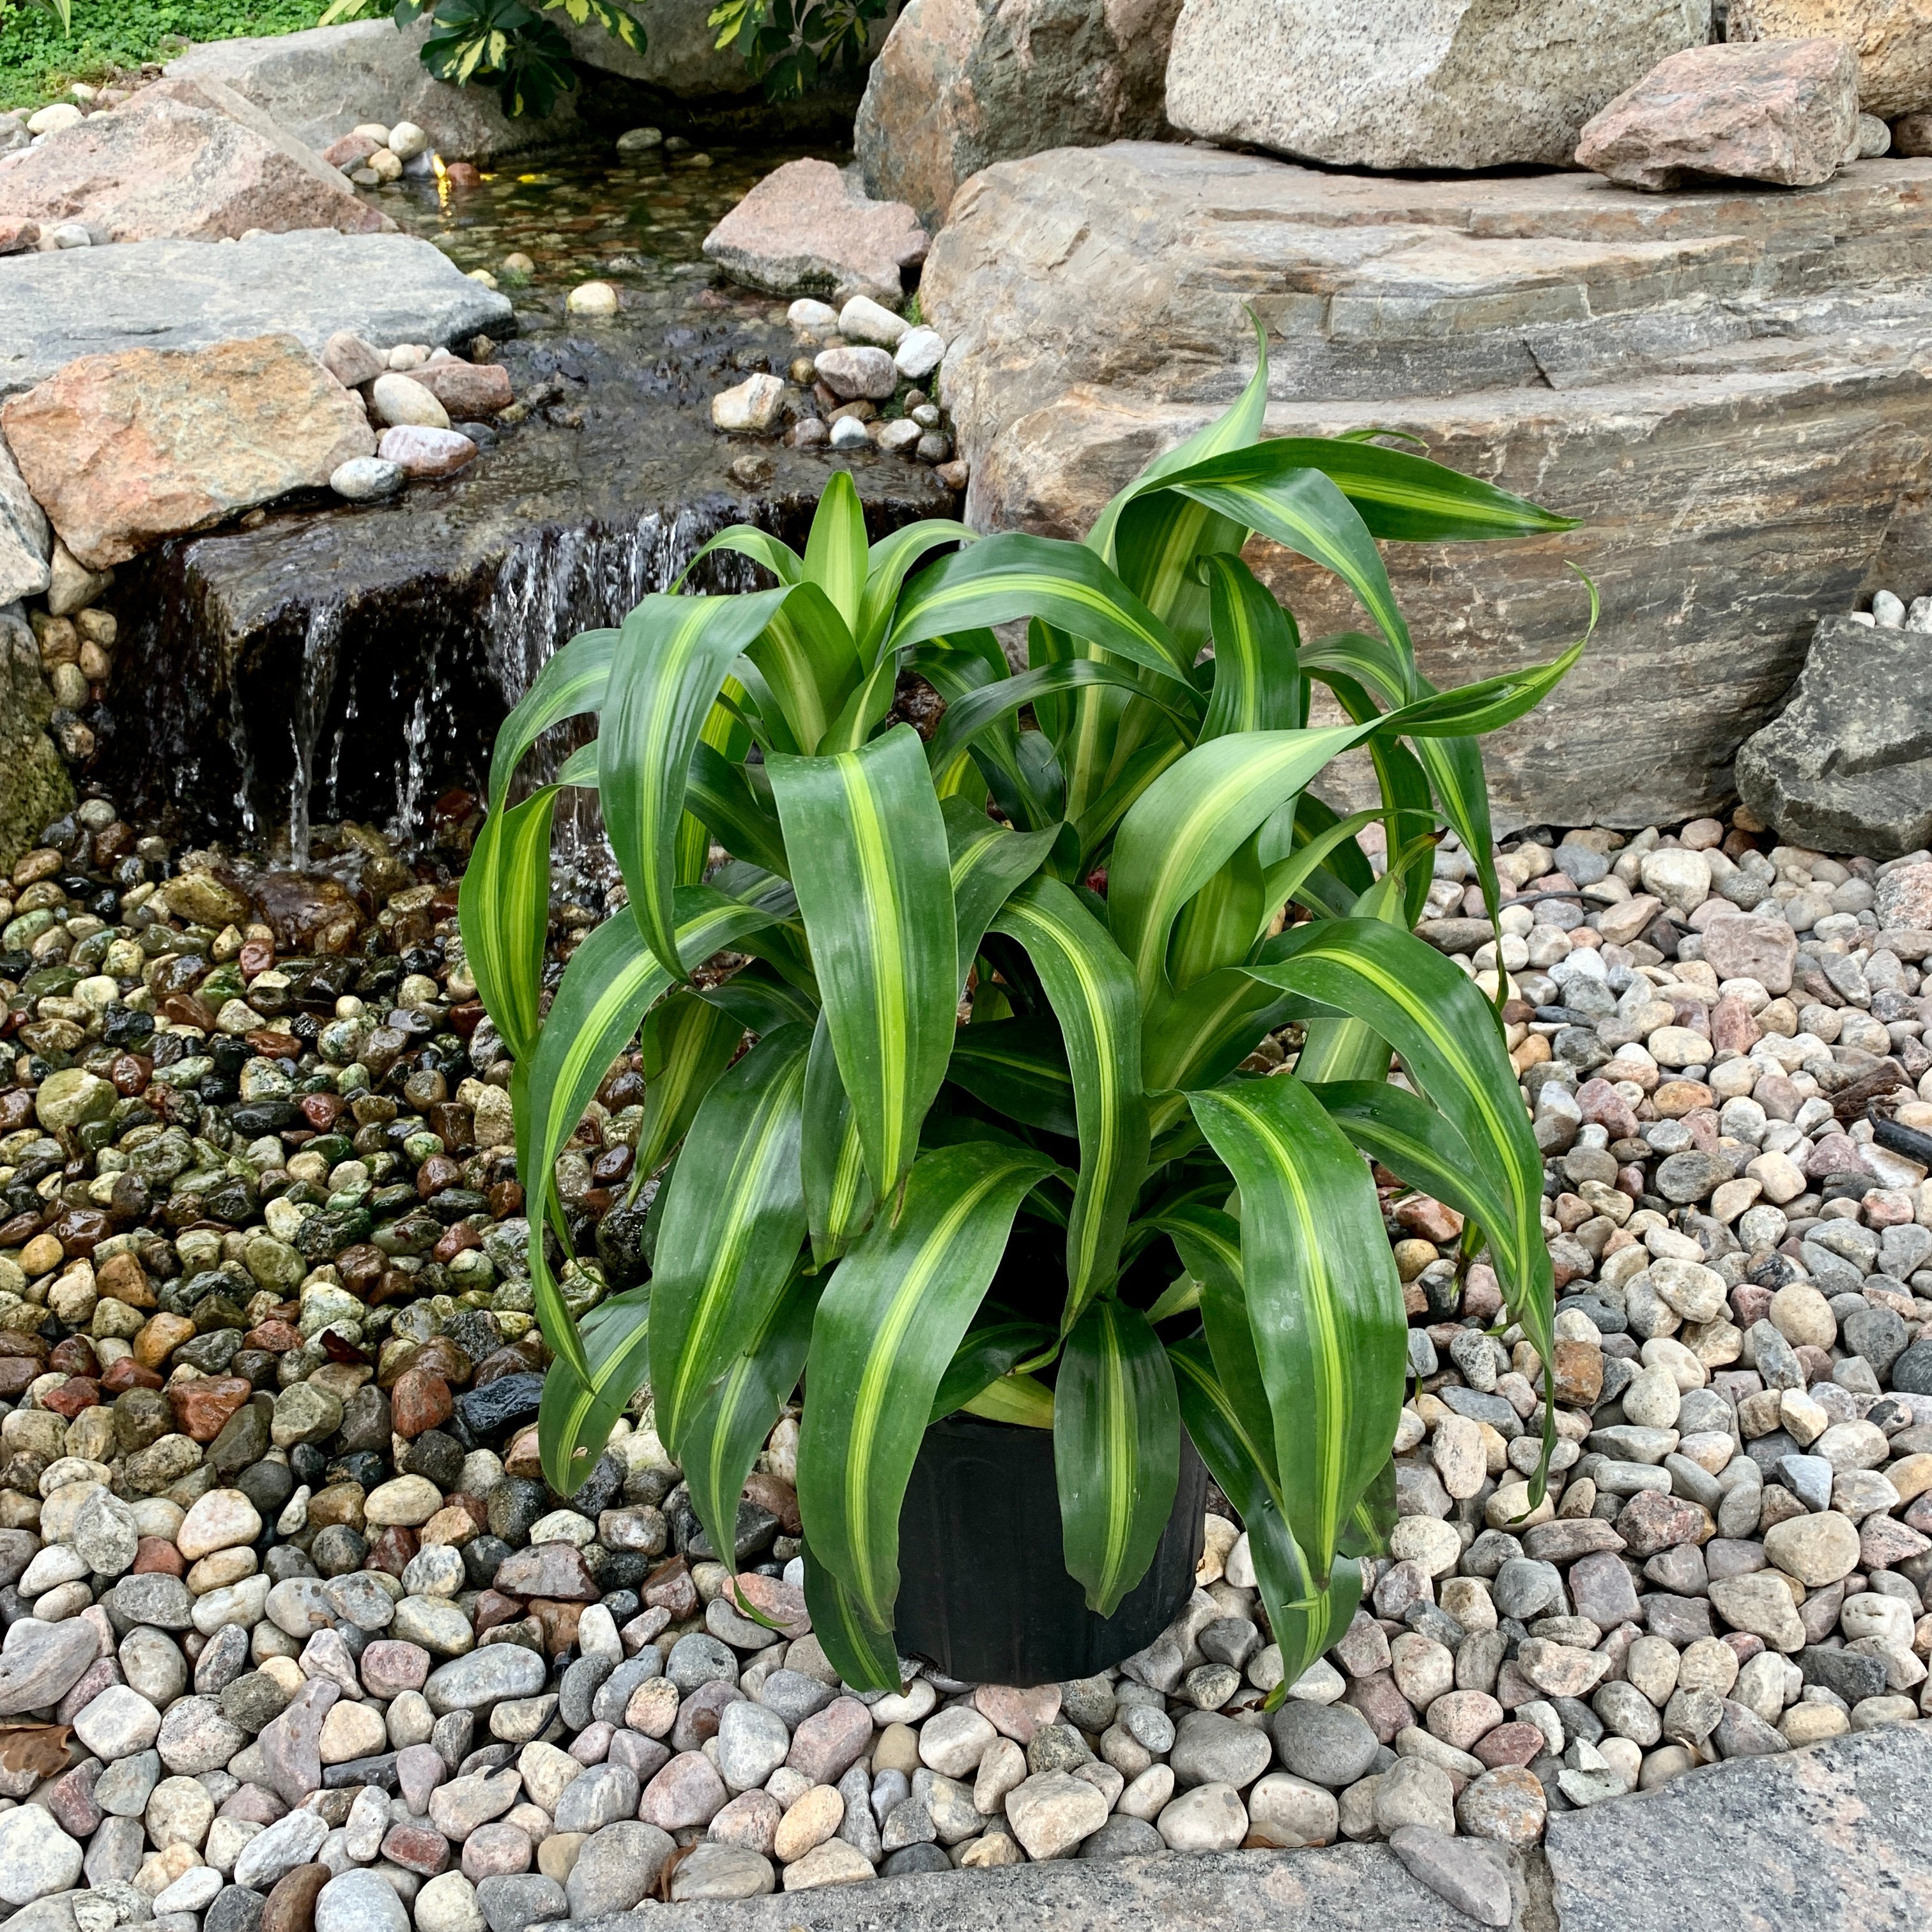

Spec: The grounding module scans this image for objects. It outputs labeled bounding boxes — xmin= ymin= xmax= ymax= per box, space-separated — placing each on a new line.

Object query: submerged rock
xmin=702 ymin=158 xmax=926 ymax=309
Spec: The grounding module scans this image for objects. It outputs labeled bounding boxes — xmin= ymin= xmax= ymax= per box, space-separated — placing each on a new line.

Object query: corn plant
xmin=463 ymin=332 xmax=1588 ymax=1693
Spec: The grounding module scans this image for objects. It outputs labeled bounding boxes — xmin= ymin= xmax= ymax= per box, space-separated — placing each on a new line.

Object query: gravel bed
xmin=0 ymin=796 xmax=1928 ymax=1931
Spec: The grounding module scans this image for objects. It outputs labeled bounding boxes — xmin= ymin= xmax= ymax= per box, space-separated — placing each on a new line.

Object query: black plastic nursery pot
xmin=891 ymin=1413 xmax=1209 ymax=1688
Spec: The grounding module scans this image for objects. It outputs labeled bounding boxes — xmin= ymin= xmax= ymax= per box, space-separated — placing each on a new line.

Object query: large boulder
xmin=164 ymin=17 xmax=567 ymax=160
xmin=1 ymin=333 xmax=376 ymax=570
xmin=919 ymin=141 xmax=1932 ymax=830
xmin=1727 ymin=0 xmax=1932 ymax=119
xmin=0 ymin=77 xmax=388 ymax=245
xmin=0 ymin=604 xmax=71 ymax=871
xmin=1735 ymin=616 xmax=1932 ymax=857
xmin=854 ymin=0 xmax=1183 ymax=226
xmin=702 ymin=157 xmax=927 ymax=305
xmin=0 ymin=231 xmax=512 ymax=401
xmin=0 ymin=430 xmax=50 ymax=606
xmin=1165 ymin=0 xmax=1712 ymax=171
xmin=1576 ymin=38 xmax=1861 ymax=188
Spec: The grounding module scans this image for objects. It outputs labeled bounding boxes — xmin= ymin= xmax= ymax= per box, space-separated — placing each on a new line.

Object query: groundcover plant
xmin=463 ymin=330 xmax=1591 ymax=1694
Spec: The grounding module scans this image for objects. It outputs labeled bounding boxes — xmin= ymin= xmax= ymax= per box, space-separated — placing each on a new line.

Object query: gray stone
xmin=0 ymin=231 xmax=511 ymax=401
xmin=0 ymin=1617 xmax=102 ymax=1716
xmin=551 ymin=1762 xmax=639 ymax=1834
xmin=1389 ymin=1826 xmax=1515 ymax=1929
xmin=314 ymin=1869 xmax=410 ymax=1932
xmin=0 ymin=1804 xmax=84 ymax=1903
xmin=702 ymin=156 xmax=926 ymax=309
xmin=424 ymin=1645 xmax=546 ymax=1714
xmin=1165 ymin=0 xmax=1710 ymax=171
xmin=474 ymin=1874 xmax=566 ymax=1932
xmin=854 ymin=0 xmax=1183 ymax=226
xmin=0 ymin=433 xmax=50 ymax=605
xmin=1169 ymin=1710 xmax=1273 ymax=1790
xmin=1267 ymin=1700 xmax=1379 ymax=1789
xmin=1545 ymin=1724 xmax=1932 ymax=1931
xmin=668 ymin=1843 xmax=776 ymax=1902
xmin=589 ymin=1837 xmax=1500 ymax=1928
xmin=564 ymin=1821 xmax=673 ymax=1918
xmin=922 ymin=143 xmax=1932 ymax=829
xmin=1738 ymin=617 xmax=1932 ymax=858
xmin=163 ymin=18 xmax=565 ymax=160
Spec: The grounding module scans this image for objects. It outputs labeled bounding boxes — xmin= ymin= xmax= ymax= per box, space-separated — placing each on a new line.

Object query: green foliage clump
xmin=0 ymin=1 xmax=330 ymax=111
xmin=466 ymin=323 xmax=1595 ymax=1692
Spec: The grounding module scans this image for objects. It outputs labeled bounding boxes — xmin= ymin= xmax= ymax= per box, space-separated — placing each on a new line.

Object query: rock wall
xmin=920 ymin=142 xmax=1932 ymax=831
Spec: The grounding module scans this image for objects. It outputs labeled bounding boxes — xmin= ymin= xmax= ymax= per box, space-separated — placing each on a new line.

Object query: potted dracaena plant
xmin=461 ymin=329 xmax=1588 ymax=1694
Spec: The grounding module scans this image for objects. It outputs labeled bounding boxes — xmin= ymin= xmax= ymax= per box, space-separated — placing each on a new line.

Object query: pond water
xmin=96 ymin=135 xmax=953 ymax=866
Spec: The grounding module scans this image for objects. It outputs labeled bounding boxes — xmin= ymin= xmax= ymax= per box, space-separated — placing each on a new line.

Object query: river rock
xmin=1736 ymin=617 xmax=1932 ymax=858
xmin=0 ymin=1616 xmax=102 ymax=1716
xmin=0 ymin=78 xmax=388 ymax=245
xmin=1165 ymin=0 xmax=1709 ymax=171
xmin=921 ymin=140 xmax=1932 ymax=827
xmin=702 ymin=157 xmax=926 ymax=309
xmin=854 ymin=0 xmax=1183 ymax=226
xmin=1727 ymin=0 xmax=1932 ymax=119
xmin=1 ymin=331 xmax=374 ymax=569
xmin=1575 ymin=38 xmax=1861 ymax=190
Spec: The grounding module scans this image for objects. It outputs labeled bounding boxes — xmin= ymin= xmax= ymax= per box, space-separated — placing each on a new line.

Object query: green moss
xmin=0 ymin=1 xmax=330 ymax=111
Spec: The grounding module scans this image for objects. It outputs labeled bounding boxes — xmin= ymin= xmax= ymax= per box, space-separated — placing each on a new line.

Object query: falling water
xmin=289 ymin=600 xmax=345 ymax=864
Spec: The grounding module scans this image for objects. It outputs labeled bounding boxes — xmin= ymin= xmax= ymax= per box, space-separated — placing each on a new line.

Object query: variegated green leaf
xmin=1055 ymin=1299 xmax=1180 ymax=1616
xmin=599 ymin=589 xmax=792 ymax=978
xmin=682 ymin=1266 xmax=819 ymax=1573
xmin=1187 ymin=1072 xmax=1407 ymax=1575
xmin=459 ymin=786 xmax=557 ymax=1066
xmin=648 ymin=1023 xmax=811 ymax=1456
xmin=486 ymin=626 xmax=618 ymax=813
xmin=797 ymin=1142 xmax=1057 ymax=1654
xmin=946 ymin=1018 xmax=1077 ymax=1138
xmin=802 ymin=468 xmax=870 ymax=634
xmin=802 ymin=1544 xmax=902 ymax=1694
xmin=888 ymin=533 xmax=1197 ymax=691
xmin=1199 ymin=552 xmax=1304 ymax=739
xmin=518 ymin=886 xmax=782 ymax=1382
xmin=767 ymin=726 xmax=957 ymax=1205
xmin=991 ymin=877 xmax=1149 ymax=1325
xmin=802 ymin=1010 xmax=875 ymax=1270
xmin=941 ymin=797 xmax=1060 ymax=988
xmin=1245 ymin=917 xmax=1554 ymax=1373
xmin=857 ymin=519 xmax=976 ymax=657
xmin=634 ymin=988 xmax=744 ymax=1179
xmin=929 ymin=1321 xmax=1056 ymax=1425
xmin=536 ymin=1286 xmax=651 ymax=1496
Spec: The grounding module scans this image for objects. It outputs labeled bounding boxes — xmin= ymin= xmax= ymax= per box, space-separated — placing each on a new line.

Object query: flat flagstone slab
xmin=0 ymin=230 xmax=512 ymax=397
xmin=1545 ymin=1723 xmax=1932 ymax=1932
xmin=586 ymin=1841 xmax=1511 ymax=1931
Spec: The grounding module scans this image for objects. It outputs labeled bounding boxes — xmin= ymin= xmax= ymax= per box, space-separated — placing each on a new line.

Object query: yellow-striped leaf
xmin=537 ymin=1287 xmax=650 ymax=1496
xmin=459 ymin=786 xmax=558 ymax=1066
xmin=797 ymin=1142 xmax=1057 ymax=1656
xmin=1055 ymin=1298 xmax=1180 ymax=1616
xmin=648 ymin=1023 xmax=811 ymax=1457
xmin=1186 ymin=1072 xmax=1406 ymax=1575
xmin=633 ymin=988 xmax=744 ymax=1179
xmin=990 ymin=877 xmax=1149 ymax=1326
xmin=767 ymin=726 xmax=957 ymax=1206
xmin=680 ymin=1266 xmax=819 ymax=1572
xmin=518 ymin=885 xmax=781 ymax=1382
